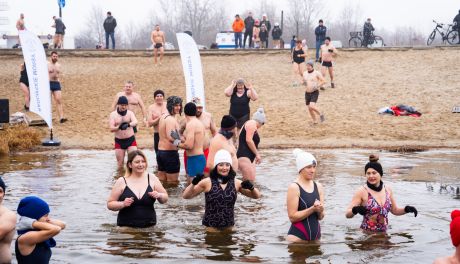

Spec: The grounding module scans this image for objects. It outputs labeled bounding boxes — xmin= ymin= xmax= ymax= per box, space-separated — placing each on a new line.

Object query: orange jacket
xmin=232 ymin=19 xmax=245 ymax=33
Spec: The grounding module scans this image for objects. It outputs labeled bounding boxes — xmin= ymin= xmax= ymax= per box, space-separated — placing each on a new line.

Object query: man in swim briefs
xmin=151 ymin=24 xmax=165 ymax=66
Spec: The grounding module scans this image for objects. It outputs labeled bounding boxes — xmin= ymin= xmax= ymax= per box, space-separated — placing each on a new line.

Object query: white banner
xmin=176 ymin=33 xmax=206 ymax=110
xmin=19 ymin=30 xmax=52 ymax=128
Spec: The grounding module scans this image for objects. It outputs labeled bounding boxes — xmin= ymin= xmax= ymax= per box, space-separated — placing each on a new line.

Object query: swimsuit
xmin=114 ymin=136 xmax=137 ymax=150
xmin=293 ymin=48 xmax=305 ymax=64
xmin=186 ymin=154 xmax=206 ymax=177
xmin=287 ymin=182 xmax=321 ymax=241
xmin=202 ymin=177 xmax=237 ymax=229
xmin=305 ymin=90 xmax=319 ymax=105
xmin=19 ymin=65 xmax=29 ymax=87
xmin=229 ymin=88 xmax=250 ymax=129
xmin=15 ymin=236 xmax=52 ymax=264
xmin=184 ymin=148 xmax=210 ymax=174
xmin=321 ymin=61 xmax=333 ymax=68
xmin=153 ymin=132 xmax=160 ymax=154
xmin=236 ymin=124 xmax=260 ymax=162
xmin=156 ymin=150 xmax=180 ymax=174
xmin=49 ymin=81 xmax=61 ymax=91
xmin=360 ymin=186 xmax=392 ymax=232
xmin=117 ymin=174 xmax=156 ymax=228
xmin=154 ymin=43 xmax=163 ymax=49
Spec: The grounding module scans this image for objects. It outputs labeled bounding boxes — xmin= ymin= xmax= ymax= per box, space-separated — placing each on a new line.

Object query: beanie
xmin=293 ymin=148 xmax=317 ymax=173
xmin=184 ymin=102 xmax=197 ymax=116
xmin=117 ymin=96 xmax=128 ymax=105
xmin=364 ymin=154 xmax=383 ymax=176
xmin=213 ymin=149 xmax=232 ymax=167
xmin=451 ymin=210 xmax=460 ymax=247
xmin=252 ymin=107 xmax=266 ymax=124
xmin=17 ymin=196 xmax=50 ymax=220
xmin=0 ymin=177 xmax=5 ymax=191
xmin=192 ymin=97 xmax=203 ymax=107
xmin=221 ymin=115 xmax=236 ymax=130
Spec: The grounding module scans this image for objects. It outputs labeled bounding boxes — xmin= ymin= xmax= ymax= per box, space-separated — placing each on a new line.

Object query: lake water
xmin=0 ymin=149 xmax=459 ymax=264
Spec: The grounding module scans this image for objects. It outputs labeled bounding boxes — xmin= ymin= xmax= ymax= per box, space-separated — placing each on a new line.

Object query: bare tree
xmin=328 ymin=1 xmax=362 ymax=46
xmin=285 ymin=0 xmax=324 ymax=46
xmin=74 ymin=5 xmax=105 ymax=48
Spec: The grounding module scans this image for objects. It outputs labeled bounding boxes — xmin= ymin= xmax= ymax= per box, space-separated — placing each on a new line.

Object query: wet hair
xmin=50 ymin=51 xmax=58 ymax=56
xmin=154 ymin=89 xmax=164 ymax=97
xmin=210 ymin=165 xmax=236 ymax=179
xmin=125 ymin=150 xmax=148 ymax=175
xmin=325 ymin=36 xmax=331 ymax=41
xmin=166 ymin=96 xmax=183 ymax=115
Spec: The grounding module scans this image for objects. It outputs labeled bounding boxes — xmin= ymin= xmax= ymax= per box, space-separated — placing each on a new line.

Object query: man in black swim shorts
xmin=150 ymin=24 xmax=165 ymax=66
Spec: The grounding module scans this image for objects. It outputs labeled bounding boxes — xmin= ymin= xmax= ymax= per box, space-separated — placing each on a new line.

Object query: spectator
xmin=252 ymin=20 xmax=261 ymax=48
xmin=259 ymin=24 xmax=269 ymax=49
xmin=272 ymin=22 xmax=282 ymax=48
xmin=260 ymin=14 xmax=271 ymax=48
xmin=454 ymin=10 xmax=460 ymax=44
xmin=290 ymin=35 xmax=297 ymax=53
xmin=243 ymin=11 xmax=255 ymax=48
xmin=232 ymin=14 xmax=245 ymax=49
xmin=314 ymin=19 xmax=326 ymax=62
xmin=51 ymin=16 xmax=66 ymax=49
xmin=363 ymin=18 xmax=375 ymax=47
xmin=103 ymin=11 xmax=117 ymax=49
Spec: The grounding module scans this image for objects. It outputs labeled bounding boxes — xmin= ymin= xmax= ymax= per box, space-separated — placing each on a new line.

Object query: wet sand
xmin=0 ymin=48 xmax=459 ymax=150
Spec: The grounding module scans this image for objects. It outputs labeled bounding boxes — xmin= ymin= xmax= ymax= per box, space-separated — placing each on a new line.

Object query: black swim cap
xmin=117 ymin=96 xmax=128 ymax=105
xmin=166 ymin=96 xmax=182 ymax=115
xmin=221 ymin=115 xmax=236 ymax=130
xmin=154 ymin=90 xmax=164 ymax=98
xmin=184 ymin=102 xmax=197 ymax=116
xmin=0 ymin=177 xmax=5 ymax=191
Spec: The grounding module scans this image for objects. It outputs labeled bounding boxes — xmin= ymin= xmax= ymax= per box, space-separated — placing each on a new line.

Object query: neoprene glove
xmin=352 ymin=205 xmax=368 ymax=215
xmin=404 ymin=205 xmax=418 ymax=217
xmin=192 ymin=174 xmax=204 ymax=185
xmin=119 ymin=122 xmax=130 ymax=130
xmin=17 ymin=216 xmax=35 ymax=231
xmin=241 ymin=180 xmax=255 ymax=191
xmin=170 ymin=130 xmax=181 ymax=140
xmin=328 ymin=49 xmax=334 ymax=53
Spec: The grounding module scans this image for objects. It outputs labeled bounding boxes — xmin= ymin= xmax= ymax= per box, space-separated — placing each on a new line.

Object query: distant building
xmin=0 ymin=0 xmax=10 ymax=48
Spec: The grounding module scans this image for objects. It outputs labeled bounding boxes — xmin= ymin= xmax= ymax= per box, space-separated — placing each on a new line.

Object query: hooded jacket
xmin=104 ymin=16 xmax=117 ymax=33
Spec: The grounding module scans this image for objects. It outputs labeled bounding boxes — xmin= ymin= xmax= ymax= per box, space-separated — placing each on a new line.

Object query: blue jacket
xmin=315 ymin=25 xmax=327 ymax=41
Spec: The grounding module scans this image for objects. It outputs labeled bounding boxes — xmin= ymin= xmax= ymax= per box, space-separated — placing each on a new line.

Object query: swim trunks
xmin=115 ymin=136 xmax=137 ymax=150
xmin=153 ymin=132 xmax=159 ymax=154
xmin=154 ymin=43 xmax=163 ymax=49
xmin=321 ymin=61 xmax=333 ymax=68
xmin=305 ymin=90 xmax=319 ymax=105
xmin=186 ymin=154 xmax=206 ymax=177
xmin=184 ymin=148 xmax=210 ymax=174
xmin=156 ymin=150 xmax=180 ymax=174
xmin=50 ymin=81 xmax=61 ymax=91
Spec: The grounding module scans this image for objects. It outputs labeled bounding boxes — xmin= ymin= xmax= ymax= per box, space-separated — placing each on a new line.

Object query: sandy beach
xmin=0 ymin=47 xmax=459 ymax=150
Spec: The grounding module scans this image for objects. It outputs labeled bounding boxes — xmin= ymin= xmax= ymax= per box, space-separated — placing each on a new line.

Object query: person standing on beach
xmin=206 ymin=115 xmax=239 ymax=173
xmin=319 ymin=37 xmax=337 ymax=88
xmin=157 ymin=96 xmax=182 ymax=183
xmin=232 ymin=14 xmax=245 ymax=49
xmin=16 ymin=13 xmax=25 ymax=30
xmin=272 ymin=23 xmax=282 ymax=48
xmin=260 ymin=14 xmax=271 ymax=48
xmin=454 ymin=10 xmax=460 ymax=44
xmin=111 ymin=81 xmax=148 ymax=131
xmin=48 ymin=51 xmax=67 ymax=123
xmin=252 ymin=20 xmax=261 ymax=48
xmin=0 ymin=177 xmax=16 ymax=264
xmin=363 ymin=18 xmax=375 ymax=47
xmin=151 ymin=25 xmax=165 ymax=66
xmin=292 ymin=40 xmax=307 ymax=87
xmin=51 ymin=16 xmax=65 ymax=49
xmin=109 ymin=96 xmax=138 ymax=169
xmin=243 ymin=11 xmax=255 ymax=48
xmin=19 ymin=62 xmax=30 ymax=111
xmin=147 ymin=90 xmax=167 ymax=155
xmin=303 ymin=60 xmax=325 ymax=124
xmin=433 ymin=210 xmax=460 ymax=263
xmin=103 ymin=11 xmax=117 ymax=49
xmin=314 ymin=19 xmax=327 ymax=62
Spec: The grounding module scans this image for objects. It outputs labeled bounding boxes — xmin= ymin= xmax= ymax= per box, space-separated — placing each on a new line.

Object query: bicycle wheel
xmin=349 ymin=37 xmax=362 ymax=48
xmin=427 ymin=30 xmax=436 ymax=46
xmin=373 ymin=36 xmax=384 ymax=47
xmin=447 ymin=30 xmax=459 ymax=45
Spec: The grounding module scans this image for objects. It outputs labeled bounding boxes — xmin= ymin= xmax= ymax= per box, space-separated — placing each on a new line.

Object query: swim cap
xmin=451 ymin=210 xmax=460 ymax=247
xmin=293 ymin=148 xmax=317 ymax=173
xmin=192 ymin=97 xmax=203 ymax=107
xmin=306 ymin=60 xmax=315 ymax=67
xmin=117 ymin=96 xmax=128 ymax=105
xmin=365 ymin=154 xmax=383 ymax=176
xmin=154 ymin=89 xmax=164 ymax=97
xmin=274 ymin=22 xmax=279 ymax=26
xmin=184 ymin=102 xmax=197 ymax=116
xmin=166 ymin=96 xmax=182 ymax=115
xmin=213 ymin=149 xmax=232 ymax=167
xmin=221 ymin=115 xmax=236 ymax=130
xmin=252 ymin=107 xmax=266 ymax=124
xmin=0 ymin=177 xmax=5 ymax=191
xmin=17 ymin=196 xmax=50 ymax=220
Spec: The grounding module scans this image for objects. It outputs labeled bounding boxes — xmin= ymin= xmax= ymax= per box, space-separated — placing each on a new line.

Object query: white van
xmin=215 ymin=31 xmax=235 ymax=49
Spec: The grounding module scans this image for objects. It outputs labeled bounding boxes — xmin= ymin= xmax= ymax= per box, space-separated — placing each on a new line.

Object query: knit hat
xmin=293 ymin=148 xmax=317 ymax=173
xmin=236 ymin=78 xmax=245 ymax=85
xmin=192 ymin=97 xmax=203 ymax=107
xmin=17 ymin=196 xmax=50 ymax=220
xmin=117 ymin=96 xmax=128 ymax=105
xmin=0 ymin=177 xmax=5 ymax=191
xmin=166 ymin=96 xmax=183 ymax=115
xmin=213 ymin=149 xmax=232 ymax=167
xmin=451 ymin=210 xmax=460 ymax=247
xmin=153 ymin=89 xmax=164 ymax=97
xmin=252 ymin=107 xmax=266 ymax=124
xmin=306 ymin=60 xmax=315 ymax=67
xmin=364 ymin=154 xmax=383 ymax=176
xmin=184 ymin=102 xmax=197 ymax=116
xmin=221 ymin=115 xmax=236 ymax=130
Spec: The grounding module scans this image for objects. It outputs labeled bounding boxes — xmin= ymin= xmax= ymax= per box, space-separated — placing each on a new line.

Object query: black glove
xmin=404 ymin=205 xmax=418 ymax=217
xmin=352 ymin=205 xmax=368 ymax=215
xmin=328 ymin=49 xmax=334 ymax=53
xmin=241 ymin=180 xmax=254 ymax=191
xmin=119 ymin=122 xmax=130 ymax=130
xmin=318 ymin=57 xmax=322 ymax=63
xmin=192 ymin=174 xmax=204 ymax=185
xmin=170 ymin=130 xmax=181 ymax=140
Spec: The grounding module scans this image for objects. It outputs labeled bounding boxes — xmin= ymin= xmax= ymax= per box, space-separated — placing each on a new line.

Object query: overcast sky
xmin=3 ymin=0 xmax=459 ymax=37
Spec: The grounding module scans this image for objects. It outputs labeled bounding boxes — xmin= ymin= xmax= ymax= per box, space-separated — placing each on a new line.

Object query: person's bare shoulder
xmin=0 ymin=208 xmax=17 ymax=225
xmin=433 ymin=256 xmax=451 ymax=264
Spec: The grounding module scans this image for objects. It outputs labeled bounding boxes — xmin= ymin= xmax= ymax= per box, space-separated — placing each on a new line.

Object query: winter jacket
xmin=244 ymin=17 xmax=254 ymax=32
xmin=104 ymin=16 xmax=117 ymax=33
xmin=259 ymin=29 xmax=268 ymax=42
xmin=232 ymin=19 xmax=245 ymax=33
xmin=363 ymin=22 xmax=374 ymax=35
xmin=272 ymin=26 xmax=282 ymax=40
xmin=260 ymin=19 xmax=271 ymax=33
xmin=314 ymin=25 xmax=327 ymax=42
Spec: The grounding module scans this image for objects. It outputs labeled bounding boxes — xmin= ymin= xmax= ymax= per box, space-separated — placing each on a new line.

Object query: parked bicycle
xmin=427 ymin=20 xmax=458 ymax=45
xmin=349 ymin=31 xmax=384 ymax=48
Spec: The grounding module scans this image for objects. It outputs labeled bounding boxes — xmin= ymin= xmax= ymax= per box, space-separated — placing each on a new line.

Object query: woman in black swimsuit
xmin=107 ymin=150 xmax=168 ymax=228
xmin=224 ymin=78 xmax=258 ymax=131
xmin=19 ymin=62 xmax=30 ymax=110
xmin=291 ymin=40 xmax=308 ymax=86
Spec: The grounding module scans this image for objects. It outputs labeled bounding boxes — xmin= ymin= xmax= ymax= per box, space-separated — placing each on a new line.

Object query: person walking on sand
xmin=51 ymin=16 xmax=65 ymax=49
xmin=19 ymin=62 xmax=30 ymax=111
xmin=319 ymin=37 xmax=337 ymax=89
xmin=147 ymin=90 xmax=167 ymax=155
xmin=111 ymin=81 xmax=148 ymax=132
xmin=259 ymin=24 xmax=269 ymax=49
xmin=182 ymin=149 xmax=261 ymax=232
xmin=109 ymin=96 xmax=138 ymax=169
xmin=314 ymin=19 xmax=327 ymax=62
xmin=345 ymin=154 xmax=418 ymax=233
xmin=48 ymin=51 xmax=67 ymax=123
xmin=292 ymin=40 xmax=307 ymax=87
xmin=232 ymin=14 xmax=245 ymax=49
xmin=434 ymin=210 xmax=460 ymax=263
xmin=286 ymin=149 xmax=324 ymax=242
xmin=302 ymin=60 xmax=326 ymax=124
xmin=0 ymin=177 xmax=17 ymax=264
xmin=206 ymin=115 xmax=239 ymax=174
xmin=151 ymin=25 xmax=165 ymax=66
xmin=157 ymin=96 xmax=182 ymax=183
xmin=103 ymin=11 xmax=117 ymax=49
xmin=243 ymin=11 xmax=255 ymax=48
xmin=107 ymin=150 xmax=168 ymax=228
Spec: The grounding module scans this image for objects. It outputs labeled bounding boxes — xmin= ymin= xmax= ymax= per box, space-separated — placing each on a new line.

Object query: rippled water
xmin=0 ymin=149 xmax=459 ymax=263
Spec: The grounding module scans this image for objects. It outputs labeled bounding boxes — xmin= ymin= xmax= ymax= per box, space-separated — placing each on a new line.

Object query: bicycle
xmin=427 ymin=20 xmax=458 ymax=45
xmin=348 ymin=31 xmax=384 ymax=48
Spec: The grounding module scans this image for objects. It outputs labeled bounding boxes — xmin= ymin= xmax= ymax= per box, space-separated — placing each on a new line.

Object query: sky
xmin=1 ymin=0 xmax=458 ymax=37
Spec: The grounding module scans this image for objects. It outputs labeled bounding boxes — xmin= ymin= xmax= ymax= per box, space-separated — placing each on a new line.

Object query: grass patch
xmin=0 ymin=124 xmax=42 ymax=155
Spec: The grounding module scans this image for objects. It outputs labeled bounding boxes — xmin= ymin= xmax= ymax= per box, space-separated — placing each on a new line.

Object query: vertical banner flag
xmin=19 ymin=30 xmax=52 ymax=128
xmin=176 ymin=33 xmax=206 ymax=110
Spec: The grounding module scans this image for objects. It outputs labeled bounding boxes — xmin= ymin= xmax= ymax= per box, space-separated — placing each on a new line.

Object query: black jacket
xmin=314 ymin=25 xmax=327 ymax=41
xmin=260 ymin=19 xmax=271 ymax=34
xmin=259 ymin=30 xmax=268 ymax=42
xmin=104 ymin=16 xmax=117 ymax=33
xmin=244 ymin=17 xmax=254 ymax=32
xmin=454 ymin=13 xmax=460 ymax=24
xmin=363 ymin=22 xmax=374 ymax=35
xmin=272 ymin=26 xmax=282 ymax=39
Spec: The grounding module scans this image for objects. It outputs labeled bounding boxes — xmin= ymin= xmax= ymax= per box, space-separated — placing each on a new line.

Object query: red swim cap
xmin=451 ymin=210 xmax=460 ymax=247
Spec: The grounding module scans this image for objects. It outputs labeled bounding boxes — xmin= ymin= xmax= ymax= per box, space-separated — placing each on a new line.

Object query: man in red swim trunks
xmin=109 ymin=96 xmax=138 ymax=168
